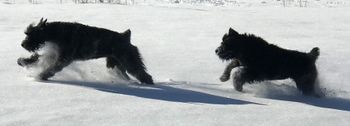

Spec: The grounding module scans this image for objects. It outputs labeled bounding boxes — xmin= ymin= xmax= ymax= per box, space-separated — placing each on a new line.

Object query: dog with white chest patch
xmin=18 ymin=18 xmax=154 ymax=84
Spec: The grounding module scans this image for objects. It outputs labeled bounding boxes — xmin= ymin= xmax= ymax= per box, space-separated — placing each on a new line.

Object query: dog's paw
xmin=142 ymin=78 xmax=154 ymax=85
xmin=17 ymin=56 xmax=39 ymax=67
xmin=234 ymin=83 xmax=243 ymax=92
xmin=34 ymin=75 xmax=49 ymax=82
xmin=139 ymin=74 xmax=154 ymax=85
xmin=220 ymin=75 xmax=230 ymax=82
xmin=17 ymin=57 xmax=27 ymax=67
xmin=36 ymin=75 xmax=49 ymax=81
xmin=37 ymin=72 xmax=54 ymax=81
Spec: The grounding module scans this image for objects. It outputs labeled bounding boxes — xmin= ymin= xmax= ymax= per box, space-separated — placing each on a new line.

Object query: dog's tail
xmin=308 ymin=47 xmax=320 ymax=62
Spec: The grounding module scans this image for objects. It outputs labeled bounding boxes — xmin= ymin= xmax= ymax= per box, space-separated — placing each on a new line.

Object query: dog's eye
xmin=221 ymin=42 xmax=228 ymax=46
xmin=25 ymin=31 xmax=34 ymax=35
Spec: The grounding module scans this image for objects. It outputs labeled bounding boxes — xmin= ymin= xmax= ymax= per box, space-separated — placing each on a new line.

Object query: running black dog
xmin=18 ymin=18 xmax=153 ymax=84
xmin=216 ymin=28 xmax=320 ymax=95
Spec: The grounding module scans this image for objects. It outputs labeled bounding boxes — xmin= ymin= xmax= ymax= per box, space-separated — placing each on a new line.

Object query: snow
xmin=1 ymin=1 xmax=350 ymax=126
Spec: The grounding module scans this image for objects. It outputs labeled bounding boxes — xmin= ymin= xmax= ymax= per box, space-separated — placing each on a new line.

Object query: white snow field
xmin=1 ymin=2 xmax=350 ymax=126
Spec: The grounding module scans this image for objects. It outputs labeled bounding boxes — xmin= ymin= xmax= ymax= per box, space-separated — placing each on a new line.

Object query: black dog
xmin=215 ymin=28 xmax=320 ymax=95
xmin=18 ymin=18 xmax=153 ymax=84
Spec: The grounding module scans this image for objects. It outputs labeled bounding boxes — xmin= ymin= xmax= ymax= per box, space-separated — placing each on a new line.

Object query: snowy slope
xmin=2 ymin=0 xmax=350 ymax=7
xmin=1 ymin=3 xmax=350 ymax=126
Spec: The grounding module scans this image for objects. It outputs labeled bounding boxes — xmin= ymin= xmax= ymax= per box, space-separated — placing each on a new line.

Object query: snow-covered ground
xmin=1 ymin=2 xmax=350 ymax=126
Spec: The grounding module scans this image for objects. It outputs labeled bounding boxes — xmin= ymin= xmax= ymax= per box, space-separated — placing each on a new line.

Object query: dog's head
xmin=21 ymin=18 xmax=48 ymax=52
xmin=215 ymin=28 xmax=241 ymax=60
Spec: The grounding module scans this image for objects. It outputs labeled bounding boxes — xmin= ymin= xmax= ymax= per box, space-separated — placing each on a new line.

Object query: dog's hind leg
xmin=220 ymin=59 xmax=240 ymax=82
xmin=123 ymin=57 xmax=154 ymax=84
xmin=293 ymin=72 xmax=317 ymax=96
xmin=118 ymin=46 xmax=154 ymax=84
xmin=123 ymin=59 xmax=154 ymax=84
xmin=38 ymin=60 xmax=72 ymax=80
xmin=106 ymin=57 xmax=130 ymax=80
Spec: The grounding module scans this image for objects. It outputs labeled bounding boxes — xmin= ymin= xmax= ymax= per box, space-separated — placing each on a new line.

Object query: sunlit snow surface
xmin=1 ymin=2 xmax=350 ymax=126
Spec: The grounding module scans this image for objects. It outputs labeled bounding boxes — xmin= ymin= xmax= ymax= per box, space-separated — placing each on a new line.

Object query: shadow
xmin=252 ymin=83 xmax=350 ymax=112
xmin=45 ymin=80 xmax=262 ymax=105
xmin=270 ymin=96 xmax=350 ymax=112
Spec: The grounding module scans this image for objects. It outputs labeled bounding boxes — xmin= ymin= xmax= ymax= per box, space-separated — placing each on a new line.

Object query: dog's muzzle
xmin=21 ymin=41 xmax=40 ymax=52
xmin=215 ymin=46 xmax=234 ymax=60
xmin=21 ymin=42 xmax=30 ymax=50
xmin=21 ymin=43 xmax=26 ymax=48
xmin=215 ymin=46 xmax=223 ymax=55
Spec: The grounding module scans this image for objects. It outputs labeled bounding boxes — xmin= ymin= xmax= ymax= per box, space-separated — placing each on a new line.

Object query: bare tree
xmin=299 ymin=0 xmax=307 ymax=7
xmin=29 ymin=0 xmax=39 ymax=4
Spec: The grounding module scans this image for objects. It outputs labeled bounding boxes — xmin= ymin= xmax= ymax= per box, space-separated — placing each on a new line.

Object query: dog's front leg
xmin=17 ymin=53 xmax=40 ymax=67
xmin=38 ymin=59 xmax=72 ymax=80
xmin=220 ymin=59 xmax=240 ymax=82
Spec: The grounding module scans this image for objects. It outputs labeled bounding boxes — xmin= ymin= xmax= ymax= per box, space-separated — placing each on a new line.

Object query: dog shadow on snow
xmin=45 ymin=80 xmax=262 ymax=105
xmin=248 ymin=82 xmax=350 ymax=112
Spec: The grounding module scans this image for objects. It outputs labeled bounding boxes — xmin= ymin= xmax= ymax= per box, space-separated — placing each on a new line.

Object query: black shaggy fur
xmin=18 ymin=18 xmax=153 ymax=84
xmin=215 ymin=28 xmax=320 ymax=95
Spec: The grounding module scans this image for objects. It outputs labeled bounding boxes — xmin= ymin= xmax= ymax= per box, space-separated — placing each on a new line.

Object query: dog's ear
xmin=124 ymin=29 xmax=131 ymax=36
xmin=37 ymin=18 xmax=47 ymax=28
xmin=43 ymin=18 xmax=48 ymax=24
xmin=228 ymin=28 xmax=239 ymax=36
xmin=123 ymin=29 xmax=131 ymax=42
xmin=28 ymin=23 xmax=34 ymax=30
xmin=25 ymin=23 xmax=35 ymax=35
